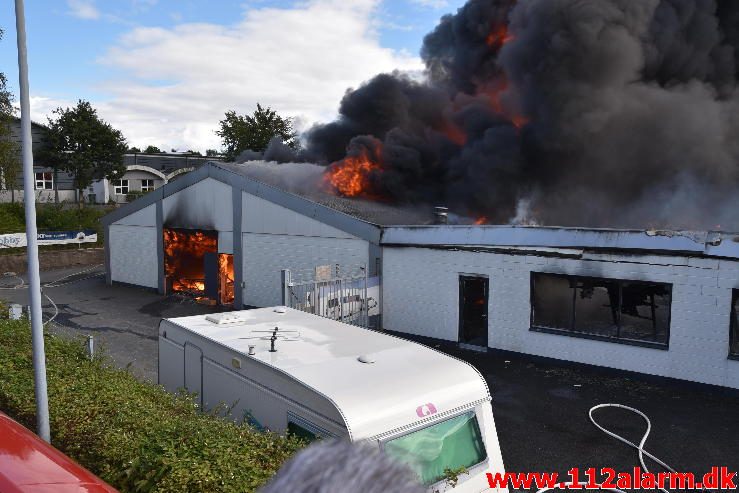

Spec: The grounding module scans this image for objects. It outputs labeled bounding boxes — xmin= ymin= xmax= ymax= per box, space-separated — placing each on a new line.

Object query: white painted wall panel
xmin=243 ymin=233 xmax=368 ymax=308
xmin=109 ymin=225 xmax=158 ymax=288
xmin=163 ymin=178 xmax=233 ymax=232
xmin=383 ymin=246 xmax=739 ymax=389
xmin=112 ymin=203 xmax=156 ymax=227
xmin=243 ymin=192 xmax=355 ymax=239
xmin=218 ymin=231 xmax=233 ymax=254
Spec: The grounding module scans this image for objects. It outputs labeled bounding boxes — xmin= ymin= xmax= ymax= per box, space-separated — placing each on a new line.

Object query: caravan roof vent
xmin=274 ymin=306 xmax=287 ymax=314
xmin=206 ymin=313 xmax=246 ymax=325
xmin=357 ymin=355 xmax=376 ymax=364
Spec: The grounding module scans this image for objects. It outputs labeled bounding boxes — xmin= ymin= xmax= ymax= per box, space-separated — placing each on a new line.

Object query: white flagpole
xmin=14 ymin=0 xmax=51 ymax=443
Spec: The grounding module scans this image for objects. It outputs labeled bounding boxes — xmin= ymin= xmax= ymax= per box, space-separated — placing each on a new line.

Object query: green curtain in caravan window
xmin=384 ymin=411 xmax=487 ymax=485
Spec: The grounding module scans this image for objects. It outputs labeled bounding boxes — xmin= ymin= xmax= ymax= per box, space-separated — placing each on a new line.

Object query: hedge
xmin=0 ymin=202 xmax=110 ymax=235
xmin=0 ymin=319 xmax=304 ymax=492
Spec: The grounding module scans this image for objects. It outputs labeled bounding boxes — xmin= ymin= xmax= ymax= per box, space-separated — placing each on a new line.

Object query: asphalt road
xmin=2 ymin=267 xmax=737 ymax=490
xmin=0 ymin=266 xmax=225 ymax=382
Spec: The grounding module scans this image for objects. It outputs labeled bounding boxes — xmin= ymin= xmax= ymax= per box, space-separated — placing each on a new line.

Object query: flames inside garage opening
xmin=163 ymin=228 xmax=234 ymax=305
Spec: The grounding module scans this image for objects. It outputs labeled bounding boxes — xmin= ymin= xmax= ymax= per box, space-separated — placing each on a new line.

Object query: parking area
xmin=2 ymin=267 xmax=737 ymax=488
xmin=414 ymin=337 xmax=739 ymax=490
xmin=0 ymin=266 xmax=225 ymax=382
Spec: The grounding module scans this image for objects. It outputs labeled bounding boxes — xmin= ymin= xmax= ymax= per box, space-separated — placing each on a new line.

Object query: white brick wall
xmin=241 ymin=191 xmax=369 ymax=307
xmin=383 ymin=247 xmax=739 ymax=389
xmin=243 ymin=233 xmax=369 ymax=307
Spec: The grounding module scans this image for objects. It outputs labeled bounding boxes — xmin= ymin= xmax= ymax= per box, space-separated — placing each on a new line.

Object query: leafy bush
xmin=125 ymin=191 xmax=147 ymax=202
xmin=0 ymin=202 xmax=26 ymax=234
xmin=0 ymin=320 xmax=303 ymax=492
xmin=0 ymin=203 xmax=109 ymax=235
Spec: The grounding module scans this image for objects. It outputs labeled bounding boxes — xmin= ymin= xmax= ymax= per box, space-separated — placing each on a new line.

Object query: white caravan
xmin=158 ymin=307 xmax=507 ymax=492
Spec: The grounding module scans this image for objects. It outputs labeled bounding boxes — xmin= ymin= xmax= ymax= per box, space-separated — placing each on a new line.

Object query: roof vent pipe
xmin=433 ymin=206 xmax=449 ymax=225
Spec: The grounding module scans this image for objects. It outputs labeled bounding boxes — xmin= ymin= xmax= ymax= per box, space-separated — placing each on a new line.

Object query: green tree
xmin=127 ymin=146 xmax=141 ymax=153
xmin=143 ymin=145 xmax=161 ymax=154
xmin=205 ymin=149 xmax=220 ymax=157
xmin=216 ymin=104 xmax=298 ymax=161
xmin=0 ymin=29 xmax=20 ymax=202
xmin=44 ymin=100 xmax=127 ymax=205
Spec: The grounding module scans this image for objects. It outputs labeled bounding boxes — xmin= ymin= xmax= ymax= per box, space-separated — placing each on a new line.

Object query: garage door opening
xmin=164 ymin=228 xmax=233 ymax=305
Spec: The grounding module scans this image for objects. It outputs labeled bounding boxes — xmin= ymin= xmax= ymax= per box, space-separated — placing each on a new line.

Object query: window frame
xmin=529 ymin=272 xmax=672 ymax=350
xmin=730 ymin=290 xmax=739 ymax=361
xmin=34 ymin=171 xmax=54 ymax=190
xmin=379 ymin=409 xmax=489 ymax=488
xmin=285 ymin=411 xmax=335 ymax=442
xmin=140 ymin=178 xmax=155 ymax=192
xmin=113 ymin=179 xmax=129 ymax=195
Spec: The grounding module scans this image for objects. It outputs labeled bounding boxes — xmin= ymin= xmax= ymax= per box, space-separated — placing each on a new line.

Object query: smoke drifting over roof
xmin=244 ymin=0 xmax=739 ymax=230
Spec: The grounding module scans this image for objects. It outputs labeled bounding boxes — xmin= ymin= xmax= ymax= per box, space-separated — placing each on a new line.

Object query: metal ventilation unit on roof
xmin=205 ymin=313 xmax=246 ymax=325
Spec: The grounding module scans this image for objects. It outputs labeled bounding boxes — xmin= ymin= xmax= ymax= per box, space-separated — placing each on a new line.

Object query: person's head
xmin=259 ymin=440 xmax=425 ymax=493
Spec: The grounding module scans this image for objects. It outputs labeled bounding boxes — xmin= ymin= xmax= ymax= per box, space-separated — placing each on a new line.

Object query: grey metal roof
xmin=123 ymin=153 xmax=222 ymax=173
xmin=381 ymin=226 xmax=739 ymax=259
xmin=215 ymin=161 xmax=435 ymax=226
xmin=102 ymin=161 xmax=739 ymax=259
xmin=102 ymin=162 xmax=384 ymax=244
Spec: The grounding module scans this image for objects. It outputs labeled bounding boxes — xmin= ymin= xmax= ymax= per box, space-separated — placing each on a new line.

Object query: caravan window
xmin=383 ymin=411 xmax=487 ymax=486
xmin=287 ymin=421 xmax=319 ymax=443
xmin=286 ymin=412 xmax=333 ymax=443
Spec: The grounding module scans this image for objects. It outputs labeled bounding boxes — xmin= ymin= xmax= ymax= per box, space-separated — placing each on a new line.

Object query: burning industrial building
xmin=241 ymin=0 xmax=739 ymax=231
xmin=102 ymin=0 xmax=739 ymax=393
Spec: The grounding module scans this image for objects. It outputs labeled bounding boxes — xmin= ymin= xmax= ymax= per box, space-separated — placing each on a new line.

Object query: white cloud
xmin=67 ymin=0 xmax=101 ymax=20
xmin=55 ymin=0 xmax=423 ymax=152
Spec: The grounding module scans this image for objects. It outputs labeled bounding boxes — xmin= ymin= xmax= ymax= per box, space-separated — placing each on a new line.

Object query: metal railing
xmin=281 ymin=265 xmax=378 ymax=329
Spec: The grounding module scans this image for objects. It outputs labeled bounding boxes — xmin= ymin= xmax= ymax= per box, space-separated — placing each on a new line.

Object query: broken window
xmin=574 ymin=278 xmax=619 ymax=338
xmin=531 ymin=273 xmax=671 ymax=348
xmin=531 ymin=274 xmax=572 ymax=330
xmin=731 ymin=290 xmax=739 ymax=359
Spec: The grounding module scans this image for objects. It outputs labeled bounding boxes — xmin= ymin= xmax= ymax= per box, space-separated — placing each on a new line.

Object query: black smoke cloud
xmin=252 ymin=0 xmax=739 ymax=230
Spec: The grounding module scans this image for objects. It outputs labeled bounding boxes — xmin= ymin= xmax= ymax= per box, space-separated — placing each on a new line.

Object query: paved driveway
xmin=1 ymin=266 xmax=223 ymax=382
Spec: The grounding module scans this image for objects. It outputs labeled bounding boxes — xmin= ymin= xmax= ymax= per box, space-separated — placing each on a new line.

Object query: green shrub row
xmin=0 ymin=202 xmax=109 ymax=235
xmin=0 ymin=319 xmax=303 ymax=492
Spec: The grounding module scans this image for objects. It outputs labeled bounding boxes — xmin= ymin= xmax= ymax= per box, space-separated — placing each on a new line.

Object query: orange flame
xmin=439 ymin=121 xmax=468 ymax=146
xmin=218 ymin=253 xmax=235 ymax=305
xmin=477 ymin=78 xmax=529 ymax=129
xmin=486 ymin=25 xmax=514 ymax=48
xmin=474 ymin=216 xmax=489 ymax=225
xmin=164 ymin=228 xmax=217 ymax=295
xmin=324 ymin=140 xmax=383 ymax=197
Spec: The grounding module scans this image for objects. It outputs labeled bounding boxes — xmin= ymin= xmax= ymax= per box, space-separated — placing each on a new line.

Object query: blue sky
xmin=0 ymin=0 xmax=465 ymax=151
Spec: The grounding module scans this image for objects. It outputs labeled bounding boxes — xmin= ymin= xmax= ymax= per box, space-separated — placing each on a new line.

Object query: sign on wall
xmin=0 ymin=230 xmax=98 ymax=249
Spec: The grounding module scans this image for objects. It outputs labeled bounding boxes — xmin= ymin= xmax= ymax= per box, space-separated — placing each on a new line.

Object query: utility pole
xmin=14 ymin=0 xmax=51 ymax=443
